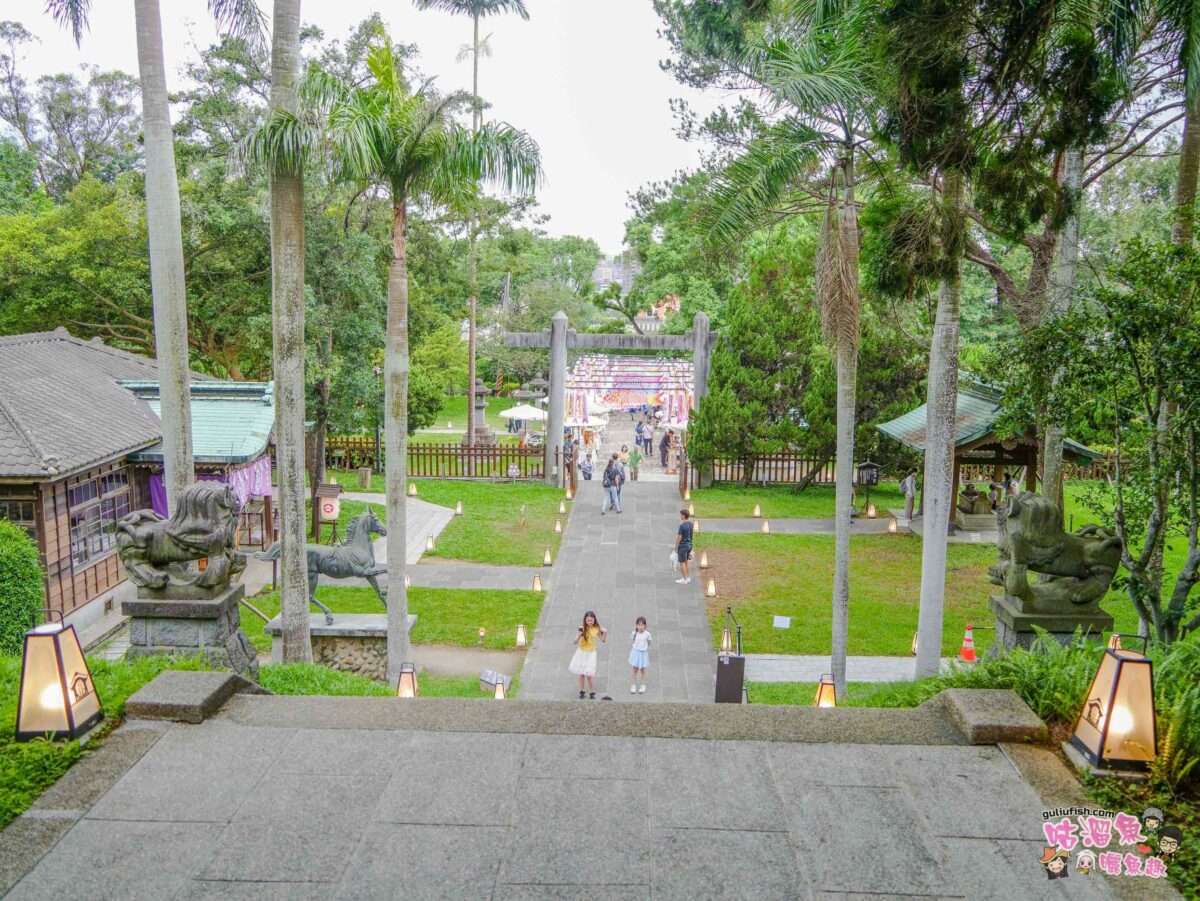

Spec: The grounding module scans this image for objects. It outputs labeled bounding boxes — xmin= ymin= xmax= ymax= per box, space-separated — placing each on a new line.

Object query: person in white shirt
xmin=901 ymin=468 xmax=918 ymax=521
xmin=628 ymin=616 xmax=652 ymax=694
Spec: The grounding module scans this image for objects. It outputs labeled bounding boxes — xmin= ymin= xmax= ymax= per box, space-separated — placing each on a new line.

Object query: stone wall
xmin=123 ymin=585 xmax=258 ymax=679
xmin=313 ymin=635 xmax=387 ymax=681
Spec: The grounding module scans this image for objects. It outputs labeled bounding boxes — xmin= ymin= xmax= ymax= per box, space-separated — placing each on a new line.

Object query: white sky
xmin=5 ymin=0 xmax=728 ymax=252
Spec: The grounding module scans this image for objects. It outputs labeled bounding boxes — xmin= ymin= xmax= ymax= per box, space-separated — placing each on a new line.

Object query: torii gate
xmin=505 ymin=311 xmax=716 ymax=486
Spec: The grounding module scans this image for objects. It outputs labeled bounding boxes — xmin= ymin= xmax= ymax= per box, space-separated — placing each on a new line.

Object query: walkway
xmin=746 ymin=653 xmax=959 ymax=683
xmin=0 ymin=693 xmax=1136 ymax=900
xmin=519 ymin=478 xmax=716 ymax=702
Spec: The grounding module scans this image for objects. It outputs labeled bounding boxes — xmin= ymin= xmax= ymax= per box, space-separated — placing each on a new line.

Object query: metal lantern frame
xmin=396 ymin=662 xmax=420 ymax=698
xmin=856 ymin=461 xmax=882 ymax=518
xmin=1068 ymin=634 xmax=1157 ymax=773
xmin=16 ymin=610 xmax=104 ymax=742
xmin=814 ymin=673 xmax=837 ymax=708
xmin=719 ymin=605 xmax=742 ymax=657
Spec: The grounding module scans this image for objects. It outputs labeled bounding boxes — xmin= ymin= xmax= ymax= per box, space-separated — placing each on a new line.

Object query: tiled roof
xmin=0 ymin=330 xmax=205 ymax=479
xmin=124 ymin=381 xmax=275 ymax=464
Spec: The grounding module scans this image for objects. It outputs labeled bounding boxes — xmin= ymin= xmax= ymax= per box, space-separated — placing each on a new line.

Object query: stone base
xmin=265 ymin=613 xmax=417 ymax=682
xmin=1061 ymin=740 xmax=1149 ymax=783
xmin=955 ymin=509 xmax=997 ymax=531
xmin=988 ymin=594 xmax=1113 ymax=655
xmin=461 ymin=427 xmax=498 ymax=446
xmin=122 ymin=584 xmax=259 ymax=679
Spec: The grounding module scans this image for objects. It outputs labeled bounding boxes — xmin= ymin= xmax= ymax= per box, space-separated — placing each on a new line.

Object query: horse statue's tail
xmin=250 ymin=542 xmax=282 ymax=561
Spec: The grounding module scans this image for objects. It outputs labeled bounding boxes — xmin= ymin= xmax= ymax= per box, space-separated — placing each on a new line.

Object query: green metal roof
xmin=877 ymin=386 xmax=1104 ymax=462
xmin=121 ymin=381 xmax=275 ymax=465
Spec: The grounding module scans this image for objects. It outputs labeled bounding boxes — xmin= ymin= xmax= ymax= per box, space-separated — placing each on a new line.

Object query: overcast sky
xmin=6 ymin=0 xmax=727 ymax=253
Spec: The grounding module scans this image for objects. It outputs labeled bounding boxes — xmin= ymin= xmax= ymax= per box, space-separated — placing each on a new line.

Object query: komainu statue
xmin=116 ymin=482 xmax=246 ymax=593
xmin=988 ymin=491 xmax=1121 ymax=612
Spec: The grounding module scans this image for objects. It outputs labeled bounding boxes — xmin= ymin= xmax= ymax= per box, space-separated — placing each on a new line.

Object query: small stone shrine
xmin=987 ymin=491 xmax=1118 ymax=652
xmin=117 ymin=482 xmax=258 ymax=677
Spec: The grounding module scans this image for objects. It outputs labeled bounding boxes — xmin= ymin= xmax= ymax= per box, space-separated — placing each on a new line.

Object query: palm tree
xmin=318 ymin=33 xmax=540 ymax=683
xmin=700 ymin=4 xmax=874 ymax=698
xmin=45 ymin=0 xmax=262 ymax=511
xmin=413 ymin=0 xmax=530 ymax=450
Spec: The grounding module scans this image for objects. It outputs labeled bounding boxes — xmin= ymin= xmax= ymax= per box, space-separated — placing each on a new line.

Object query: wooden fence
xmin=959 ymin=460 xmax=1113 ymax=484
xmin=324 ymin=436 xmax=561 ymax=483
xmin=702 ymin=455 xmax=837 ymax=486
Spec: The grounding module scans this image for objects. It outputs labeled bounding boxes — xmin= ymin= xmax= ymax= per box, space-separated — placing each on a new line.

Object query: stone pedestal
xmin=122 ymin=584 xmax=258 ymax=678
xmin=988 ymin=594 xmax=1113 ymax=655
xmin=265 ymin=613 xmax=416 ymax=681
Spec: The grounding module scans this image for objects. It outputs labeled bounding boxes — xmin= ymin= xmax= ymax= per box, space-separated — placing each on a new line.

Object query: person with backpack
xmin=601 ymin=455 xmax=621 ymax=514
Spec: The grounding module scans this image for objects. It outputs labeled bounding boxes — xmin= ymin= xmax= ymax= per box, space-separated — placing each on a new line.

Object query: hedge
xmin=0 ymin=521 xmax=43 ymax=655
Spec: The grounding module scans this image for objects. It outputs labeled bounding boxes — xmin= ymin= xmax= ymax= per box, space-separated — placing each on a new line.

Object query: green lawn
xmin=434 ymin=394 xmax=517 ymax=433
xmin=242 ymin=585 xmax=545 ymax=654
xmin=256 ymin=663 xmax=516 ymax=698
xmin=697 ymin=532 xmax=1141 ymax=657
xmin=0 ymin=653 xmax=213 ymax=828
xmin=691 ymin=482 xmax=906 ymax=519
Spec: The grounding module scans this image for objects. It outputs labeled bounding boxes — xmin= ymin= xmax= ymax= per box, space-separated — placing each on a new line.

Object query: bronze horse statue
xmin=252 ymin=508 xmax=388 ymax=624
xmin=116 ymin=482 xmax=246 ymax=593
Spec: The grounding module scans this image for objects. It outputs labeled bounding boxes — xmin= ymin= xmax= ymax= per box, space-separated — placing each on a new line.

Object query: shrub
xmin=0 ymin=522 xmax=43 ymax=655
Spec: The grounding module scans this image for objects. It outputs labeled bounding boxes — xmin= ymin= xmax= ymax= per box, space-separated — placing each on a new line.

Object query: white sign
xmin=773 ymin=615 xmax=791 ymax=629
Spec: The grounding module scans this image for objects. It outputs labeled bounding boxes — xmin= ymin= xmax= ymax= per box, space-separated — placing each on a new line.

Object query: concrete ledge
xmin=122 ymin=584 xmax=244 ymax=619
xmin=925 ymin=688 xmax=1048 ymax=744
xmin=125 ymin=671 xmax=270 ymax=725
xmin=218 ymin=694 xmax=969 ymax=745
xmin=263 ymin=613 xmax=416 ymax=638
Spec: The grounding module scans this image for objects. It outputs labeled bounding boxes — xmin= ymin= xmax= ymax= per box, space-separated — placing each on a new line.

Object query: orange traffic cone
xmin=959 ymin=624 xmax=978 ymax=663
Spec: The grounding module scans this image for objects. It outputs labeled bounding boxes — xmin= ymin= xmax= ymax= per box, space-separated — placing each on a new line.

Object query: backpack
xmin=602 ymin=468 xmax=614 ymax=488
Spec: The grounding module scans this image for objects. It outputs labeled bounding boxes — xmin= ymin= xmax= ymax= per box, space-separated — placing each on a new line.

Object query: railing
xmin=704 ymin=455 xmax=837 ymax=486
xmin=323 ymin=436 xmax=557 ymax=481
xmin=959 ymin=461 xmax=1114 ymax=484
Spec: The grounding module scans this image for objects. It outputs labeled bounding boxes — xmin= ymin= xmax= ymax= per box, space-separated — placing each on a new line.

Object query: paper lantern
xmin=719 ymin=627 xmax=733 ymax=656
xmin=15 ymin=618 xmax=103 ymax=741
xmin=761 ymin=519 xmax=770 ymax=534
xmin=565 ymin=487 xmax=574 ymax=500
xmin=814 ymin=674 xmax=837 ymax=708
xmin=494 ymin=679 xmax=507 ymax=699
xmin=532 ymin=574 xmax=543 ymax=593
xmin=455 ymin=500 xmax=463 ymax=516
xmin=699 ymin=550 xmax=710 ymax=569
xmin=478 ymin=627 xmax=486 ymax=645
xmin=1068 ymin=635 xmax=1156 ymax=773
xmin=396 ymin=662 xmax=419 ymax=698
xmin=408 ymin=483 xmax=418 ymax=497
xmin=1107 ymin=634 xmax=1121 ymax=651
xmin=888 ymin=518 xmax=898 ymax=534
xmin=688 ymin=502 xmax=695 ymax=517
xmin=554 ymin=518 xmax=562 ymax=534
xmin=753 ymin=503 xmax=761 ymax=518
xmin=543 ymin=547 xmax=553 ymax=566
xmin=516 ymin=624 xmax=528 ymax=647
xmin=706 ymin=578 xmax=717 ymax=597
xmin=559 ymin=499 xmax=567 ymax=514
xmin=404 ymin=570 xmax=412 ymax=589
xmin=426 ymin=534 xmax=435 ymax=551
xmin=683 ymin=488 xmax=691 ymax=501
xmin=911 ymin=632 xmax=918 ymax=656
xmin=866 ymin=503 xmax=877 ymax=519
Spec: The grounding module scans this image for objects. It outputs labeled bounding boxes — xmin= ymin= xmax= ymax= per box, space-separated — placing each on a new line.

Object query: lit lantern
xmin=761 ymin=519 xmax=770 ymax=534
xmin=478 ymin=627 xmax=487 ymax=645
xmin=699 ymin=550 xmax=710 ymax=569
xmin=455 ymin=500 xmax=463 ymax=516
xmin=426 ymin=534 xmax=435 ymax=551
xmin=888 ymin=518 xmax=898 ymax=534
xmin=753 ymin=503 xmax=761 ymax=518
xmin=1107 ymin=634 xmax=1121 ymax=651
xmin=1068 ymin=635 xmax=1156 ymax=773
xmin=688 ymin=502 xmax=695 ymax=517
xmin=814 ymin=673 xmax=837 ymax=708
xmin=543 ymin=547 xmax=552 ymax=566
xmin=684 ymin=487 xmax=691 ymax=501
xmin=911 ymin=632 xmax=918 ymax=656
xmin=559 ymin=499 xmax=567 ymax=515
xmin=866 ymin=503 xmax=877 ymax=519
xmin=554 ymin=518 xmax=563 ymax=534
xmin=719 ymin=626 xmax=733 ymax=656
xmin=692 ymin=519 xmax=699 ymax=534
xmin=565 ymin=487 xmax=574 ymax=500
xmin=408 ymin=483 xmax=418 ymax=497
xmin=494 ymin=679 xmax=507 ymax=699
xmin=516 ymin=624 xmax=528 ymax=647
xmin=396 ymin=662 xmax=419 ymax=698
xmin=706 ymin=578 xmax=717 ymax=597
xmin=532 ymin=574 xmax=543 ymax=592
xmin=447 ymin=420 xmax=452 ymax=429
xmin=404 ymin=570 xmax=412 ymax=589
xmin=16 ymin=617 xmax=104 ymax=742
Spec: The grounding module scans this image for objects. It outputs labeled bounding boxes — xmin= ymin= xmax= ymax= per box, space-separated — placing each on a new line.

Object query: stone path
xmin=1 ymin=694 xmax=1133 ymax=900
xmin=746 ymin=653 xmax=959 ymax=683
xmin=519 ymin=478 xmax=716 ymax=702
xmin=899 ymin=509 xmax=1000 ymax=545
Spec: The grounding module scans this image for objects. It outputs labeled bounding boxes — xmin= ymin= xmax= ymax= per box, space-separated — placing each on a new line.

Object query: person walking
xmin=628 ymin=443 xmax=642 ymax=481
xmin=580 ymin=452 xmax=594 ymax=481
xmin=569 ymin=610 xmax=607 ymax=699
xmin=619 ymin=445 xmax=631 ymax=480
xmin=901 ymin=468 xmax=918 ymax=521
xmin=674 ymin=508 xmax=694 ymax=584
xmin=660 ymin=429 xmax=672 ymax=468
xmin=613 ymin=452 xmax=626 ymax=510
xmin=635 ymin=419 xmax=644 ymax=452
xmin=628 ymin=616 xmax=652 ymax=694
xmin=643 ymin=422 xmax=654 ymax=458
xmin=601 ymin=455 xmax=621 ymax=514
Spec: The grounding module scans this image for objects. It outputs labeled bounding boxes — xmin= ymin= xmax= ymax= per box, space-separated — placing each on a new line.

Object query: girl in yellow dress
xmin=569 ymin=610 xmax=607 ymax=699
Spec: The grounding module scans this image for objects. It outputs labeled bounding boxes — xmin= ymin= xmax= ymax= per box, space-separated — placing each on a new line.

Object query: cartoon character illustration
xmin=1157 ymin=826 xmax=1182 ymax=862
xmin=1142 ymin=807 xmax=1164 ymax=837
xmin=1040 ymin=847 xmax=1070 ymax=879
xmin=1074 ymin=850 xmax=1096 ymax=874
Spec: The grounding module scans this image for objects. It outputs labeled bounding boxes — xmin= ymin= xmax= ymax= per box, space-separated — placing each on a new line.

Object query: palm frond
xmin=815 ymin=165 xmax=860 ymax=352
xmin=44 ymin=0 xmax=91 ymax=47
xmin=413 ymin=0 xmax=530 ymax=21
xmin=1162 ymin=0 xmax=1200 ymax=102
xmin=751 ymin=33 xmax=868 ymax=114
xmin=699 ymin=120 xmax=825 ymax=247
xmin=207 ymin=0 xmax=268 ymax=49
xmin=366 ymin=39 xmax=410 ymax=105
xmin=241 ymin=108 xmax=322 ymax=176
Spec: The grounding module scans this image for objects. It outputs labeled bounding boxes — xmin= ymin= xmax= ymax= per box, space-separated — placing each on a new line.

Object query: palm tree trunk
xmin=830 ymin=151 xmax=861 ymax=699
xmin=1174 ymin=94 xmax=1200 ymax=245
xmin=915 ymin=170 xmax=964 ymax=678
xmin=385 ymin=196 xmax=412 ymax=685
xmin=268 ymin=0 xmax=311 ymax=663
xmin=464 ymin=12 xmax=481 ymax=453
xmin=132 ymin=0 xmax=194 ymax=512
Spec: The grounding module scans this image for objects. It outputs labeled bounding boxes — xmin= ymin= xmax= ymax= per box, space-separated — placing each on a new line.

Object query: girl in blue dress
xmin=629 ymin=616 xmax=652 ymax=694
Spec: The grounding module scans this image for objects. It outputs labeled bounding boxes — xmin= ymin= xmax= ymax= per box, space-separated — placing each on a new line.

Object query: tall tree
xmin=319 ymin=31 xmax=540 ymax=683
xmin=44 ymin=1 xmax=262 ymax=512
xmin=412 ymin=0 xmax=529 ymax=450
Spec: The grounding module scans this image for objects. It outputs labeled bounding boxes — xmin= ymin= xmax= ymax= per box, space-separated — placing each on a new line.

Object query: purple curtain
xmin=148 ymin=454 xmax=274 ymax=516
